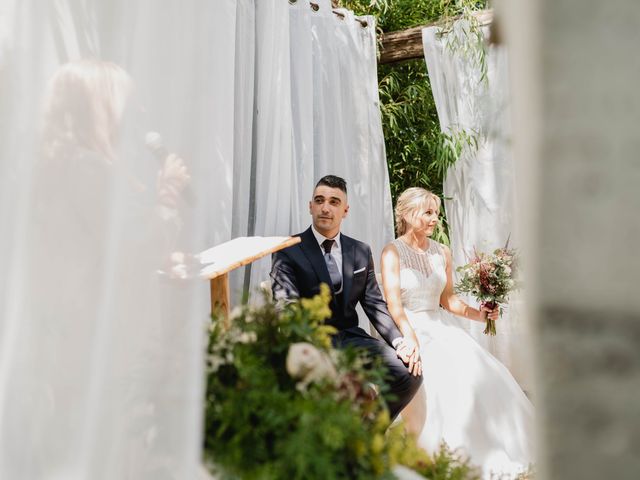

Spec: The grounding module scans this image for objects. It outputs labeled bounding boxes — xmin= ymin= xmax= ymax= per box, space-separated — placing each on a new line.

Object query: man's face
xmin=309 ymin=185 xmax=349 ymax=238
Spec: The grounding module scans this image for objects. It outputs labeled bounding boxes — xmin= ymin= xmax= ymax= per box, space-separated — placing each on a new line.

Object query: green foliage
xmin=377 ymin=60 xmax=446 ymax=199
xmin=440 ymin=11 xmax=489 ymax=85
xmin=204 ymin=285 xmax=394 ymax=479
xmin=386 ymin=423 xmax=481 ymax=480
xmin=338 ymin=0 xmax=487 ymax=31
xmin=421 ymin=445 xmax=481 ymax=480
xmin=203 ymin=285 xmax=482 ymax=479
xmin=336 ymin=0 xmax=488 ymax=244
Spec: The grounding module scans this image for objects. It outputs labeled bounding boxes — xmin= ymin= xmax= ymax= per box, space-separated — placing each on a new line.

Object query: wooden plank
xmin=379 ymin=10 xmax=493 ymax=65
xmin=200 ymin=236 xmax=301 ymax=280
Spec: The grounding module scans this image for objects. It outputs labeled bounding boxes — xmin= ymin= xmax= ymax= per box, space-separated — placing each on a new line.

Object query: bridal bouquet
xmin=455 ymin=244 xmax=521 ymax=335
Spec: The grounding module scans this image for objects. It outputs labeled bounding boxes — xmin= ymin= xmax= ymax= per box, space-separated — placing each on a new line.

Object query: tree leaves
xmin=336 ymin=0 xmax=488 ymax=244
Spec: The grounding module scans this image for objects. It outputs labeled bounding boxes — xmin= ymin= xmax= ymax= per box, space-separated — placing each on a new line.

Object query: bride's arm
xmin=439 ymin=244 xmax=496 ymax=322
xmin=381 ymin=244 xmax=421 ymax=376
xmin=380 ymin=244 xmax=420 ymax=345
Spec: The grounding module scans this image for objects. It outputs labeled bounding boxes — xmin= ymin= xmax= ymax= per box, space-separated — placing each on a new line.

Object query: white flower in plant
xmin=229 ymin=306 xmax=243 ymax=320
xmin=238 ymin=331 xmax=257 ymax=344
xmin=286 ymin=342 xmax=337 ymax=391
xmin=208 ymin=353 xmax=226 ymax=372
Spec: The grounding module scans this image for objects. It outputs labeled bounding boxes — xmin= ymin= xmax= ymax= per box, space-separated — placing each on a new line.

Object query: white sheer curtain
xmin=422 ymin=20 xmax=533 ymax=389
xmin=1 ymin=0 xmax=391 ymax=476
xmin=0 ymin=0 xmax=254 ymax=478
xmin=247 ymin=0 xmax=395 ymax=319
xmin=0 ymin=1 xmax=392 ymax=476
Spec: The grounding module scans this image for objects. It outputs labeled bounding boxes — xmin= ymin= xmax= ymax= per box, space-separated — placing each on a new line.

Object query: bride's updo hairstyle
xmin=394 ymin=187 xmax=441 ymax=236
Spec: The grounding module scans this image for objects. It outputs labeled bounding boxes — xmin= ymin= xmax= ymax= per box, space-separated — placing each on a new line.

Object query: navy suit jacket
xmin=270 ymin=227 xmax=402 ymax=346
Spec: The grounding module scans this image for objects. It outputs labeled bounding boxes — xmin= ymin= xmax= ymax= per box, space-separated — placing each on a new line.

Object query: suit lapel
xmin=299 ymin=227 xmax=333 ymax=290
xmin=341 ymin=234 xmax=355 ymax=304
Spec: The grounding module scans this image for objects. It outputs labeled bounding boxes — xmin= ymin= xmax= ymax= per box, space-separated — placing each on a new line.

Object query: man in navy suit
xmin=271 ymin=175 xmax=422 ymax=420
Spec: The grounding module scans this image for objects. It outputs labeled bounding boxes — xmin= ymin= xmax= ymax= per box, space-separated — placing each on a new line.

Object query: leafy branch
xmin=334 ymin=0 xmax=488 ymax=244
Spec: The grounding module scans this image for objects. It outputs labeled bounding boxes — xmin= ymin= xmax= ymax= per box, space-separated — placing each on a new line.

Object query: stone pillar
xmin=498 ymin=0 xmax=640 ymax=478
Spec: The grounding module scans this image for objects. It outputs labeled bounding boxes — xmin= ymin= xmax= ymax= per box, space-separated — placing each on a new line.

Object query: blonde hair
xmin=394 ymin=187 xmax=441 ymax=236
xmin=42 ymin=59 xmax=133 ymax=161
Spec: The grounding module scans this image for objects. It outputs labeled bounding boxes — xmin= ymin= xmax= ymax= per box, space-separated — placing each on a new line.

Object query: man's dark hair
xmin=315 ymin=175 xmax=347 ymax=195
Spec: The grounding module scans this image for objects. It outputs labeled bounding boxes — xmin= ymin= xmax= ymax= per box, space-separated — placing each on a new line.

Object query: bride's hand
xmin=409 ymin=350 xmax=422 ymax=377
xmin=480 ymin=305 xmax=500 ymax=321
xmin=396 ymin=337 xmax=422 ymax=376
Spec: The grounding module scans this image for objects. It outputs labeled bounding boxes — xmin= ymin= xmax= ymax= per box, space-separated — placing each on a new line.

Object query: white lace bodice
xmin=393 ymin=238 xmax=447 ymax=312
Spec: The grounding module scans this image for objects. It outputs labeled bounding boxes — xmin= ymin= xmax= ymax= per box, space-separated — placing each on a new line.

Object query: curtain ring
xmin=310 ymin=2 xmax=320 ymax=11
xmin=331 ymin=8 xmax=368 ymax=27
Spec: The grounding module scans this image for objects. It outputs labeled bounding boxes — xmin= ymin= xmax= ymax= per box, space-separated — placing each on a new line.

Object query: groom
xmin=270 ymin=175 xmax=422 ymax=420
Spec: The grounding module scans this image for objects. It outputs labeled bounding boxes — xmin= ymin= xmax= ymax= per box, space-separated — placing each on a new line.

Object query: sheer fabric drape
xmin=422 ymin=21 xmax=533 ymax=389
xmin=0 ymin=0 xmax=392 ymax=477
xmin=248 ymin=0 xmax=394 ymax=319
xmin=0 ymin=1 xmax=254 ymax=478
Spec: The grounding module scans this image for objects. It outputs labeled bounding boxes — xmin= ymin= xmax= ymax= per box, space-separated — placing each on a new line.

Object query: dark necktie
xmin=322 ymin=239 xmax=342 ymax=294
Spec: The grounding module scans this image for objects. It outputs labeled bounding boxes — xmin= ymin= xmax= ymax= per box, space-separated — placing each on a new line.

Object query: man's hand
xmin=395 ymin=338 xmax=422 ymax=377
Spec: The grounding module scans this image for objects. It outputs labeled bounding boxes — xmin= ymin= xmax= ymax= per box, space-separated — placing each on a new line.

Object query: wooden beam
xmin=379 ymin=10 xmax=493 ymax=65
xmin=202 ymin=236 xmax=301 ymax=280
xmin=379 ymin=26 xmax=425 ymax=65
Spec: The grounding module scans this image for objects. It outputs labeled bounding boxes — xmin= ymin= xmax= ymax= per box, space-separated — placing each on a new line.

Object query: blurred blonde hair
xmin=42 ymin=59 xmax=132 ymax=161
xmin=394 ymin=187 xmax=441 ymax=236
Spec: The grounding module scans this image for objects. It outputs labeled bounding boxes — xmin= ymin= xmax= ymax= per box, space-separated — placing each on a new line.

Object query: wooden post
xmin=210 ymin=273 xmax=230 ymax=329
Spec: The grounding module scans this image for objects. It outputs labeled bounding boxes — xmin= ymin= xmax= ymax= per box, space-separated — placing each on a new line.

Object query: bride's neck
xmin=403 ymin=231 xmax=429 ymax=250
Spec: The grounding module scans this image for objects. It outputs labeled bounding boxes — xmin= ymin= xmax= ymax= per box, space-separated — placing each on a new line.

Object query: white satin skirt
xmin=403 ymin=308 xmax=535 ymax=478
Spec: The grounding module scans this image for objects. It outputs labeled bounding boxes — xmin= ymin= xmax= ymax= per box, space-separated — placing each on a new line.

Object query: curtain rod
xmin=288 ymin=1 xmax=369 ymax=28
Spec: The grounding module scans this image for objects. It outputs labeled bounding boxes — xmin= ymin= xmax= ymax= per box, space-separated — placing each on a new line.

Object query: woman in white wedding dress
xmin=380 ymin=187 xmax=534 ymax=477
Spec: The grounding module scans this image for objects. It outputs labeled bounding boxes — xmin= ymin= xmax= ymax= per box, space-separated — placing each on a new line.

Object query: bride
xmin=380 ymin=187 xmax=534 ymax=477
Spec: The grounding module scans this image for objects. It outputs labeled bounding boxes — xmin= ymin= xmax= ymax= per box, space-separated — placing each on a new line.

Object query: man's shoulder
xmin=340 ymin=233 xmax=371 ymax=252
